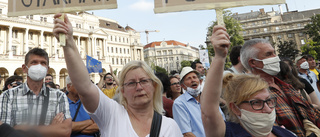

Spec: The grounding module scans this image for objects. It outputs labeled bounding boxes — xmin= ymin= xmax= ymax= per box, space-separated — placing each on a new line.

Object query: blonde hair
xmin=223 ymin=73 xmax=269 ymax=123
xmin=116 ymin=61 xmax=164 ymax=114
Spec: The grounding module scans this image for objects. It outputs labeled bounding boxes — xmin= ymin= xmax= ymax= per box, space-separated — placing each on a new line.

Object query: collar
xmin=67 ymin=97 xmax=81 ymax=104
xmin=184 ymin=91 xmax=199 ymax=102
xmin=22 ymin=82 xmax=48 ymax=96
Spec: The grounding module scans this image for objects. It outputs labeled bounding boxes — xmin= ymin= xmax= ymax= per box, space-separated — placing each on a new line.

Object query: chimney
xmin=285 ymin=3 xmax=289 ymax=12
xmin=279 ymin=5 xmax=283 ymax=15
xmin=251 ymin=10 xmax=253 ymax=12
xmin=259 ymin=8 xmax=265 ymax=14
xmin=272 ymin=7 xmax=274 ymax=12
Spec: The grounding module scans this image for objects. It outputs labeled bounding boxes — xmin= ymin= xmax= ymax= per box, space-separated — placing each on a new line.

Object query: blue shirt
xmin=299 ymin=70 xmax=320 ymax=100
xmin=68 ymin=98 xmax=95 ymax=137
xmin=173 ymin=92 xmax=208 ymax=136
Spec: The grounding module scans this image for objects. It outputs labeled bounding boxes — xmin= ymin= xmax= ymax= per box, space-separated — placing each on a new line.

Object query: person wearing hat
xmin=172 ymin=66 xmax=225 ymax=137
xmin=296 ymin=55 xmax=320 ymax=101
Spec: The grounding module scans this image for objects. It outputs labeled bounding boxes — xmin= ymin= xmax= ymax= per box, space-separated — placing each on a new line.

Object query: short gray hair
xmin=66 ymin=75 xmax=72 ymax=85
xmin=240 ymin=39 xmax=271 ymax=70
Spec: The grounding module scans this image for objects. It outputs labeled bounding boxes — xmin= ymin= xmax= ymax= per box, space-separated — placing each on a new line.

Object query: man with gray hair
xmin=66 ymin=76 xmax=99 ymax=137
xmin=240 ymin=38 xmax=320 ymax=136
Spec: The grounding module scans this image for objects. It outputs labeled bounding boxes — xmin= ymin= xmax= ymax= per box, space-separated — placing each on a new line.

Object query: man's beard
xmin=106 ymin=83 xmax=113 ymax=86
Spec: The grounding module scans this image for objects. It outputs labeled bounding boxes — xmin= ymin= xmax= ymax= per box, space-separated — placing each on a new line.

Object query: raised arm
xmin=200 ymin=25 xmax=230 ymax=137
xmin=53 ymin=13 xmax=99 ymax=113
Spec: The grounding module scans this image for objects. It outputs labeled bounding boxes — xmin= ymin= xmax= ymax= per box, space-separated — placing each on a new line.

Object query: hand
xmin=99 ymin=73 xmax=104 ymax=78
xmin=52 ymin=13 xmax=73 ymax=43
xmin=109 ymin=65 xmax=113 ymax=75
xmin=210 ymin=25 xmax=231 ymax=58
xmin=51 ymin=112 xmax=64 ymax=125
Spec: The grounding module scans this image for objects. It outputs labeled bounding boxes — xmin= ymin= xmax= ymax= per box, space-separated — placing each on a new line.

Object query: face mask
xmin=254 ymin=56 xmax=280 ymax=76
xmin=26 ymin=64 xmax=47 ymax=81
xmin=300 ymin=61 xmax=310 ymax=70
xmin=238 ymin=108 xmax=276 ymax=137
xmin=184 ymin=84 xmax=201 ymax=97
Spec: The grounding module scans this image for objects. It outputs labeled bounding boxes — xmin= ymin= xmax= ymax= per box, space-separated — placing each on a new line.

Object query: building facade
xmin=144 ymin=40 xmax=199 ymax=73
xmin=231 ymin=7 xmax=320 ymax=51
xmin=0 ymin=0 xmax=143 ymax=89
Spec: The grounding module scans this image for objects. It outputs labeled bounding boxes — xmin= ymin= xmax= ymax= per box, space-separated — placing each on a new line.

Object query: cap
xmin=295 ymin=55 xmax=304 ymax=65
xmin=179 ymin=67 xmax=199 ymax=82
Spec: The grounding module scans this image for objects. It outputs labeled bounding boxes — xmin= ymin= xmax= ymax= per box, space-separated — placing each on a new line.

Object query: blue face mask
xmin=184 ymin=84 xmax=201 ymax=97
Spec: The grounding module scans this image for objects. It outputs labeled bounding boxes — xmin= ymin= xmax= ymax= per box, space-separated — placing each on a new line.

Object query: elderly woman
xmin=53 ymin=13 xmax=182 ymax=137
xmin=201 ymin=25 xmax=295 ymax=137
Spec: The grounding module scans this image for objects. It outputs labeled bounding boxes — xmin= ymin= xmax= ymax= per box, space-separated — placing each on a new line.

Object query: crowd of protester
xmin=1 ymin=14 xmax=320 ymax=137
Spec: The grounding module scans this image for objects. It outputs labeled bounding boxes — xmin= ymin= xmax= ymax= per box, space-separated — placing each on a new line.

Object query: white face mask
xmin=26 ymin=64 xmax=48 ymax=81
xmin=238 ymin=108 xmax=276 ymax=137
xmin=254 ymin=56 xmax=280 ymax=76
xmin=300 ymin=61 xmax=310 ymax=70
xmin=184 ymin=83 xmax=201 ymax=97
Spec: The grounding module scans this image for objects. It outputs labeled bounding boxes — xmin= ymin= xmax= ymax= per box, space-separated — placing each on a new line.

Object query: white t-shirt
xmin=86 ymin=88 xmax=183 ymax=137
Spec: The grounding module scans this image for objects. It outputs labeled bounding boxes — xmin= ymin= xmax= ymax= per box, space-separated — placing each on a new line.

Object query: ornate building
xmin=0 ymin=0 xmax=143 ymax=89
xmin=144 ymin=40 xmax=199 ymax=73
xmin=232 ymin=7 xmax=320 ymax=51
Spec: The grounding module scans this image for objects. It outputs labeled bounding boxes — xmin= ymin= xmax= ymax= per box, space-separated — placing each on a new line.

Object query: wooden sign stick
xmin=216 ymin=8 xmax=225 ymax=26
xmin=59 ymin=13 xmax=66 ymax=46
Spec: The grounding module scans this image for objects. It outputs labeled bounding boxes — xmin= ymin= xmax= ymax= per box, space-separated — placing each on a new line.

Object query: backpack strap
xmin=150 ymin=110 xmax=162 ymax=137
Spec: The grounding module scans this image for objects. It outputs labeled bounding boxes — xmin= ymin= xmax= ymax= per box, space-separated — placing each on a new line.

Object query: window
xmin=299 ymin=33 xmax=304 ymax=37
xmin=124 ymin=48 xmax=126 ymax=54
xmin=57 ymin=49 xmax=60 ymax=57
xmin=112 ymin=58 xmax=114 ymax=64
xmin=264 ymin=28 xmax=268 ymax=32
xmin=120 ymin=48 xmax=122 ymax=53
xmin=12 ymin=46 xmax=17 ymax=55
xmin=0 ymin=9 xmax=2 ymax=14
xmin=277 ymin=35 xmax=282 ymax=39
xmin=29 ymin=32 xmax=33 ymax=40
xmin=97 ymin=51 xmax=100 ymax=59
xmin=169 ymin=50 xmax=173 ymax=55
xmin=26 ymin=15 xmax=33 ymax=19
xmin=301 ymin=39 xmax=305 ymax=45
xmin=253 ymin=29 xmax=257 ymax=33
xmin=275 ymin=27 xmax=280 ymax=31
xmin=121 ymin=59 xmax=123 ymax=65
xmin=288 ymin=34 xmax=293 ymax=38
xmin=157 ymin=51 xmax=161 ymax=55
xmin=111 ymin=47 xmax=113 ymax=53
xmin=297 ymin=23 xmax=301 ymax=27
xmin=262 ymin=21 xmax=266 ymax=24
xmin=163 ymin=51 xmax=167 ymax=55
xmin=13 ymin=30 xmax=18 ymax=38
xmin=128 ymin=49 xmax=129 ymax=54
xmin=252 ymin=22 xmax=255 ymax=26
xmin=40 ymin=17 xmax=47 ymax=22
xmin=116 ymin=58 xmax=118 ymax=64
xmin=115 ymin=48 xmax=118 ymax=53
xmin=106 ymin=22 xmax=110 ymax=26
xmin=243 ymin=31 xmax=247 ymax=35
xmin=107 ymin=47 xmax=109 ymax=52
xmin=44 ymin=34 xmax=47 ymax=42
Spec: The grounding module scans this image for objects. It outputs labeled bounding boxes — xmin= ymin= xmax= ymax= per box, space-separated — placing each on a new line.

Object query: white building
xmin=0 ymin=0 xmax=143 ymax=89
xmin=144 ymin=40 xmax=199 ymax=73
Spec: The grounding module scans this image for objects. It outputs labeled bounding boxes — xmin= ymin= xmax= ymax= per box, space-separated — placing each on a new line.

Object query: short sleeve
xmin=172 ymin=100 xmax=191 ymax=134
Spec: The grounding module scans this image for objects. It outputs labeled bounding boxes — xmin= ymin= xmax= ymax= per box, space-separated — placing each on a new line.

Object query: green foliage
xmin=305 ymin=14 xmax=320 ymax=43
xmin=277 ymin=40 xmax=300 ymax=61
xmin=301 ymin=39 xmax=320 ymax=59
xmin=199 ymin=44 xmax=206 ymax=50
xmin=155 ymin=66 xmax=168 ymax=75
xmin=181 ymin=60 xmax=191 ymax=68
xmin=206 ymin=10 xmax=244 ymax=69
xmin=113 ymin=68 xmax=118 ymax=76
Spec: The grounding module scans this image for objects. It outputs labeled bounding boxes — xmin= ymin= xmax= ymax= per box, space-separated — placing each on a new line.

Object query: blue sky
xmin=92 ymin=0 xmax=320 ymax=48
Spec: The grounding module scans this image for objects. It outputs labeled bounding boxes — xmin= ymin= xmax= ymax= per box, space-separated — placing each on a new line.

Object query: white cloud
xmin=129 ymin=0 xmax=153 ymax=11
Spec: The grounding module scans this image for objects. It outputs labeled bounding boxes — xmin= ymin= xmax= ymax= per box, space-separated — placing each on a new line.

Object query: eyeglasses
xmin=240 ymin=97 xmax=277 ymax=110
xmin=171 ymin=82 xmax=180 ymax=86
xmin=124 ymin=79 xmax=153 ymax=89
xmin=105 ymin=76 xmax=113 ymax=79
xmin=307 ymin=75 xmax=313 ymax=83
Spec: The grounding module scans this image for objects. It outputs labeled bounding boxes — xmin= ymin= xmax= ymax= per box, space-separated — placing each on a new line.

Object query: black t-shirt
xmin=299 ymin=78 xmax=315 ymax=94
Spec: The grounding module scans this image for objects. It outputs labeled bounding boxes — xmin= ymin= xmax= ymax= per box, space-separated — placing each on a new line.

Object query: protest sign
xmin=199 ymin=49 xmax=210 ymax=69
xmin=154 ymin=0 xmax=285 ymax=13
xmin=8 ymin=0 xmax=117 ymax=17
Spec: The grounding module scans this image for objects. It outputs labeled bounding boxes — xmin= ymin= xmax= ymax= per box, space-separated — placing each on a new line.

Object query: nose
xmin=262 ymin=102 xmax=273 ymax=113
xmin=135 ymin=82 xmax=143 ymax=90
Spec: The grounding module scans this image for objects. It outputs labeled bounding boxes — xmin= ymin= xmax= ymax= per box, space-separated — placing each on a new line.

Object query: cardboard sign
xmin=199 ymin=49 xmax=210 ymax=69
xmin=154 ymin=0 xmax=285 ymax=13
xmin=8 ymin=0 xmax=117 ymax=17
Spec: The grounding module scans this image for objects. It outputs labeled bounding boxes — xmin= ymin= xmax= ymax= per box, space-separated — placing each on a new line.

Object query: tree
xmin=155 ymin=66 xmax=168 ymax=75
xmin=206 ymin=10 xmax=244 ymax=57
xmin=181 ymin=60 xmax=191 ymax=68
xmin=301 ymin=39 xmax=320 ymax=59
xmin=305 ymin=14 xmax=320 ymax=43
xmin=206 ymin=10 xmax=244 ymax=69
xmin=277 ymin=40 xmax=300 ymax=61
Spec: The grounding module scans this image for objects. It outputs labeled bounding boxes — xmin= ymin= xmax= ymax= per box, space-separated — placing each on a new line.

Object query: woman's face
xmin=238 ymin=89 xmax=275 ymax=114
xmin=122 ymin=68 xmax=155 ymax=109
xmin=170 ymin=78 xmax=181 ymax=93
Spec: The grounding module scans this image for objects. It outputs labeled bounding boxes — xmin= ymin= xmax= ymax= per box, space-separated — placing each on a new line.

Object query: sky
xmin=92 ymin=0 xmax=320 ymax=48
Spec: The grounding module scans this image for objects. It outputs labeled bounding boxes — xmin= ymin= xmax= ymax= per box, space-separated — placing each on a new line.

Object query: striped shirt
xmin=0 ymin=82 xmax=71 ymax=126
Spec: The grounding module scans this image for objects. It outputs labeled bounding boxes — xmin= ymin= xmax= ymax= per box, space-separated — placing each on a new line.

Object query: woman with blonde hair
xmin=53 ymin=13 xmax=182 ymax=137
xmin=201 ymin=25 xmax=295 ymax=137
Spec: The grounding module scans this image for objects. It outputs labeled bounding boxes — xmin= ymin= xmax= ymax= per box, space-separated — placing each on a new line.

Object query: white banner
xmin=8 ymin=0 xmax=117 ymax=17
xmin=154 ymin=0 xmax=286 ymax=13
xmin=199 ymin=49 xmax=210 ymax=69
